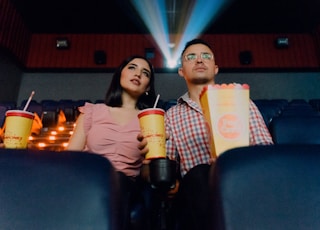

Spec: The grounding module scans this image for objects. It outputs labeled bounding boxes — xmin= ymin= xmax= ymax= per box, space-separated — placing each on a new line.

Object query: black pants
xmin=174 ymin=164 xmax=211 ymax=230
xmin=116 ymin=172 xmax=156 ymax=230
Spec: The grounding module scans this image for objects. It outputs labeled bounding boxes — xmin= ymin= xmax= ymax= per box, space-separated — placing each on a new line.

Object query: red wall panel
xmin=26 ymin=34 xmax=161 ymax=68
xmin=202 ymin=34 xmax=319 ymax=69
xmin=1 ymin=0 xmax=320 ymax=70
xmin=25 ymin=33 xmax=320 ymax=69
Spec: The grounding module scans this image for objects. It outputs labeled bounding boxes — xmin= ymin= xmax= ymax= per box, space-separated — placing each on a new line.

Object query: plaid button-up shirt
xmin=165 ymin=92 xmax=273 ymax=177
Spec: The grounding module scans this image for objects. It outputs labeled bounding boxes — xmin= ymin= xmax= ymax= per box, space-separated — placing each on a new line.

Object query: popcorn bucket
xmin=200 ymin=83 xmax=250 ymax=157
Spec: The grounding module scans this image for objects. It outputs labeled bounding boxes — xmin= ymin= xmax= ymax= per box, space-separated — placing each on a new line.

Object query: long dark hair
xmin=104 ymin=55 xmax=156 ymax=110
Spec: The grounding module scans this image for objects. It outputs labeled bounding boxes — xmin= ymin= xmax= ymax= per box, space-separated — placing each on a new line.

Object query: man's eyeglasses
xmin=184 ymin=52 xmax=214 ymax=62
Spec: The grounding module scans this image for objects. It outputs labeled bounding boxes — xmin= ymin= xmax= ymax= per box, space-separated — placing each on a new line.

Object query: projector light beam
xmin=131 ymin=0 xmax=230 ymax=68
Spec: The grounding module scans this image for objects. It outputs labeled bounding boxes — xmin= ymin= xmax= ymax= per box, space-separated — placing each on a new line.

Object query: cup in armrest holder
xmin=138 ymin=108 xmax=166 ymax=160
xmin=149 ymin=158 xmax=177 ymax=191
xmin=3 ymin=110 xmax=34 ymax=149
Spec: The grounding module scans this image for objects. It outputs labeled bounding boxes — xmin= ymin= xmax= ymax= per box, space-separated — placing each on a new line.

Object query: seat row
xmin=2 ymin=98 xmax=320 ymax=148
xmin=254 ymin=99 xmax=320 ymax=144
xmin=1 ymin=98 xmax=170 ymax=127
xmin=269 ymin=115 xmax=320 ymax=144
xmin=161 ymin=98 xmax=320 ymax=146
xmin=253 ymin=99 xmax=320 ymax=128
xmin=0 ymin=99 xmax=92 ymax=128
xmin=1 ymin=144 xmax=320 ymax=229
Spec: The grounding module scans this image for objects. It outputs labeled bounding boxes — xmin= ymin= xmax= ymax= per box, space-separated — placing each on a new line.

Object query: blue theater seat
xmin=0 ymin=148 xmax=122 ymax=230
xmin=0 ymin=101 xmax=17 ymax=110
xmin=0 ymin=105 xmax=7 ymax=128
xmin=18 ymin=100 xmax=42 ymax=116
xmin=309 ymin=98 xmax=320 ymax=111
xmin=256 ymin=103 xmax=282 ymax=127
xmin=254 ymin=99 xmax=286 ymax=127
xmin=209 ymin=145 xmax=320 ymax=230
xmin=268 ymin=115 xmax=320 ymax=144
xmin=58 ymin=99 xmax=77 ymax=122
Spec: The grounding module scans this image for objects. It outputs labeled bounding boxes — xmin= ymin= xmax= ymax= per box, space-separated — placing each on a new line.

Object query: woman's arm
xmin=66 ymin=114 xmax=86 ymax=151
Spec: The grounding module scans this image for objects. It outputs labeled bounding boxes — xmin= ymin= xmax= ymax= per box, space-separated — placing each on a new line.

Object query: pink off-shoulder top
xmin=79 ymin=103 xmax=143 ymax=177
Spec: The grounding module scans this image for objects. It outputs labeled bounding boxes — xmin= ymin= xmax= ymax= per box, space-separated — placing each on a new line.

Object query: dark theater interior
xmin=9 ymin=0 xmax=320 ymax=34
xmin=1 ymin=0 xmax=320 ymax=229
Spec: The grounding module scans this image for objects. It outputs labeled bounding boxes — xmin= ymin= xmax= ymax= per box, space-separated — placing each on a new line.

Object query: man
xmin=139 ymin=38 xmax=273 ymax=230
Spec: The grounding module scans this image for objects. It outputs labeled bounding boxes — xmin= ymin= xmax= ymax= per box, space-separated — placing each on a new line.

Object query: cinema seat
xmin=269 ymin=116 xmax=320 ymax=144
xmin=209 ymin=145 xmax=320 ymax=230
xmin=58 ymin=99 xmax=77 ymax=122
xmin=0 ymin=148 xmax=122 ymax=230
xmin=256 ymin=103 xmax=282 ymax=127
xmin=0 ymin=105 xmax=6 ymax=127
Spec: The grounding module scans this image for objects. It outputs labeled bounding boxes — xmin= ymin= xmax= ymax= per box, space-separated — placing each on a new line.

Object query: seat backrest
xmin=25 ymin=103 xmax=43 ymax=117
xmin=41 ymin=100 xmax=60 ymax=112
xmin=0 ymin=105 xmax=7 ymax=127
xmin=209 ymin=145 xmax=320 ymax=230
xmin=256 ymin=104 xmax=282 ymax=127
xmin=58 ymin=100 xmax=77 ymax=122
xmin=0 ymin=148 xmax=121 ymax=230
xmin=0 ymin=101 xmax=17 ymax=110
xmin=269 ymin=116 xmax=320 ymax=144
xmin=309 ymin=99 xmax=320 ymax=111
xmin=279 ymin=106 xmax=319 ymax=116
xmin=41 ymin=110 xmax=58 ymax=127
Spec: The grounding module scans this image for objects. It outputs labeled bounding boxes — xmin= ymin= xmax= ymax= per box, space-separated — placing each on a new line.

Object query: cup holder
xmin=149 ymin=158 xmax=177 ymax=191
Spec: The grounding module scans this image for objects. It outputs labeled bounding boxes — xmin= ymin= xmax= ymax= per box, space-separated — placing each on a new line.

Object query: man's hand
xmin=209 ymin=157 xmax=217 ymax=164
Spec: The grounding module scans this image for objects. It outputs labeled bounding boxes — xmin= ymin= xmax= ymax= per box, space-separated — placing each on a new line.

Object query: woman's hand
xmin=167 ymin=179 xmax=180 ymax=198
xmin=140 ymin=163 xmax=150 ymax=182
xmin=137 ymin=132 xmax=149 ymax=157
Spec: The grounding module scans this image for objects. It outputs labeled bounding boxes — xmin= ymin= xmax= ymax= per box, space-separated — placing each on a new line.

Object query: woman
xmin=67 ymin=55 xmax=157 ymax=229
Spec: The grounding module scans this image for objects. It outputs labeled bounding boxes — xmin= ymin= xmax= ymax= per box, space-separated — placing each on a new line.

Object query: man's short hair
xmin=181 ymin=38 xmax=213 ymax=57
